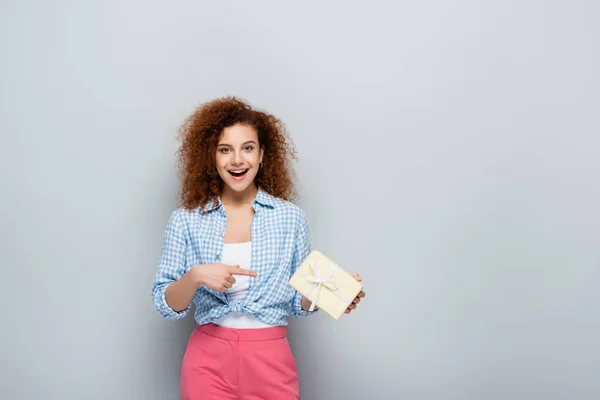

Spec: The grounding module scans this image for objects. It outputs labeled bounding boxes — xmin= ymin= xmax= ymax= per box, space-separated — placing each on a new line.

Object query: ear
xmin=260 ymin=145 xmax=264 ymax=163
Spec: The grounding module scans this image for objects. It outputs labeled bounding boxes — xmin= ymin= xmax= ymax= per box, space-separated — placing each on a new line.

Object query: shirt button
xmin=215 ymin=255 xmax=221 ymax=261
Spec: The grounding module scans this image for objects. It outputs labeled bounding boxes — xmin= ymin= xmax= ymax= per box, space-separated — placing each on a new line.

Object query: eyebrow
xmin=217 ymin=140 xmax=257 ymax=147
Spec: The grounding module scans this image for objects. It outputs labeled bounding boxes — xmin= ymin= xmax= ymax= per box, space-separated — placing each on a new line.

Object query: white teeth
xmin=231 ymin=170 xmax=247 ymax=173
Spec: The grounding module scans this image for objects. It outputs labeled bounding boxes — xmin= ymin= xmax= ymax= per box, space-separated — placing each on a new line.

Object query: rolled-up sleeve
xmin=289 ymin=209 xmax=318 ymax=317
xmin=152 ymin=209 xmax=191 ymax=320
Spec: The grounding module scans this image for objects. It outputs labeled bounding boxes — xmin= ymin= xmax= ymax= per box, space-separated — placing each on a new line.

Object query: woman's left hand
xmin=345 ymin=273 xmax=366 ymax=315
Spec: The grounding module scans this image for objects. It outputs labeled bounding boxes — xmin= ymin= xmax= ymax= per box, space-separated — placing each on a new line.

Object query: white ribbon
xmin=300 ymin=261 xmax=351 ymax=312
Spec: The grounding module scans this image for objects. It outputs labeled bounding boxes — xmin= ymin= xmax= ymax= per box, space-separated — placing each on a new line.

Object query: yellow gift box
xmin=289 ymin=250 xmax=363 ymax=320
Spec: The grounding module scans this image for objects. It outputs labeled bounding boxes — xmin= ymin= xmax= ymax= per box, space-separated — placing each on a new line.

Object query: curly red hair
xmin=176 ymin=97 xmax=298 ymax=210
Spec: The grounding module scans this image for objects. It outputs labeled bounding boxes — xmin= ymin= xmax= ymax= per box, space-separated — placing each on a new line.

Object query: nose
xmin=231 ymin=150 xmax=243 ymax=166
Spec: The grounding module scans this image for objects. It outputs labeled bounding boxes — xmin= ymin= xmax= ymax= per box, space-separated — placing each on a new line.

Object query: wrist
xmin=301 ymin=295 xmax=318 ymax=311
xmin=188 ymin=265 xmax=205 ymax=287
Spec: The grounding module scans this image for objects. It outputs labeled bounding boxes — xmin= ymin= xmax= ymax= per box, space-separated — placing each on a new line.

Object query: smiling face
xmin=215 ymin=123 xmax=264 ymax=196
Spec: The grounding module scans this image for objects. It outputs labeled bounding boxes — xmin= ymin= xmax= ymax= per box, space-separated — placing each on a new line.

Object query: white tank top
xmin=212 ymin=241 xmax=274 ymax=329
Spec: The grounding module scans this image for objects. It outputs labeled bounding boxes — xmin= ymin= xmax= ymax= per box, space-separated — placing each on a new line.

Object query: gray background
xmin=1 ymin=1 xmax=599 ymax=399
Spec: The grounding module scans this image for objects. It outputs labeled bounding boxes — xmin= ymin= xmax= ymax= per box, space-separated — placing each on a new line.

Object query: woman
xmin=152 ymin=97 xmax=366 ymax=399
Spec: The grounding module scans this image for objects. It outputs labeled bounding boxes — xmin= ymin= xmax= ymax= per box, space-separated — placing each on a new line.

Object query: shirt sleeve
xmin=152 ymin=209 xmax=191 ymax=320
xmin=289 ymin=208 xmax=318 ymax=317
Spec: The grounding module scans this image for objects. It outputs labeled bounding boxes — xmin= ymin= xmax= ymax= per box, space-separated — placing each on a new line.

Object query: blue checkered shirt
xmin=152 ymin=188 xmax=316 ymax=326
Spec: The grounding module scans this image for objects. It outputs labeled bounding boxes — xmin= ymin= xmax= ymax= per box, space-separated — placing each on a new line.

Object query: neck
xmin=220 ymin=184 xmax=258 ymax=208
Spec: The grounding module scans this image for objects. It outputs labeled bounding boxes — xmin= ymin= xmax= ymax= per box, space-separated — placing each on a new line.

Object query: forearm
xmin=165 ymin=267 xmax=201 ymax=312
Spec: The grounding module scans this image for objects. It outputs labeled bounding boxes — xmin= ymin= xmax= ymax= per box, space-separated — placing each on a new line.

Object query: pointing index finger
xmin=230 ymin=266 xmax=257 ymax=277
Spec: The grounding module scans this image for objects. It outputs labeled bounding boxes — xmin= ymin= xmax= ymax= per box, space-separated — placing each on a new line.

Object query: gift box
xmin=289 ymin=250 xmax=363 ymax=320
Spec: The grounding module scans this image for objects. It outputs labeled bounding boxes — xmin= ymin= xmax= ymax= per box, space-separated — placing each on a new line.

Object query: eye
xmin=219 ymin=147 xmax=230 ymax=153
xmin=244 ymin=145 xmax=254 ymax=151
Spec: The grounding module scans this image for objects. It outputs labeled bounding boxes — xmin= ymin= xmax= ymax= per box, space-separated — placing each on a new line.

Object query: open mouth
xmin=228 ymin=169 xmax=249 ymax=178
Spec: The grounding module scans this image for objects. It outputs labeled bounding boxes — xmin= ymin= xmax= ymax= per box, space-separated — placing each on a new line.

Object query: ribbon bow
xmin=300 ymin=261 xmax=350 ymax=312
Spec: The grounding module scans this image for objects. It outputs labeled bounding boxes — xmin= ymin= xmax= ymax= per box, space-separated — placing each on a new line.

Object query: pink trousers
xmin=180 ymin=323 xmax=300 ymax=400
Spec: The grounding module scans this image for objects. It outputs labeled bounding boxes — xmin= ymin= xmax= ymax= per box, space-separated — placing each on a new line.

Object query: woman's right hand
xmin=191 ymin=263 xmax=258 ymax=292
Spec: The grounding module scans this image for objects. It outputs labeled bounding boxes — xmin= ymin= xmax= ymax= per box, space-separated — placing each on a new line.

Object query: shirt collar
xmin=201 ymin=187 xmax=278 ymax=214
xmin=253 ymin=187 xmax=278 ymax=208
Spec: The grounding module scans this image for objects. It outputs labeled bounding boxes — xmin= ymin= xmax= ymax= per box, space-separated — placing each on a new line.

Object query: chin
xmin=228 ymin=183 xmax=252 ymax=192
xmin=225 ymin=177 xmax=258 ymax=193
